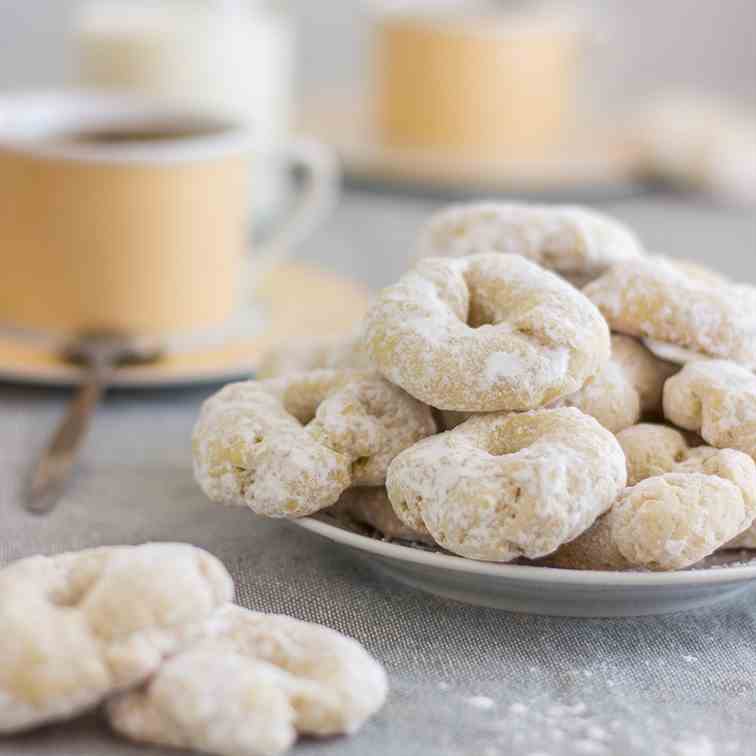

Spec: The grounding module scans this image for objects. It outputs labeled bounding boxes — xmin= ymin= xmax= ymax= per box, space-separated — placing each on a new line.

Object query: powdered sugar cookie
xmin=728 ymin=530 xmax=756 ymax=549
xmin=414 ymin=202 xmax=644 ymax=285
xmin=0 ymin=543 xmax=233 ymax=734
xmin=663 ymin=360 xmax=756 ymax=460
xmin=618 ymin=423 xmax=756 ymax=507
xmin=439 ymin=335 xmax=675 ymax=434
xmin=257 ymin=334 xmax=370 ymax=379
xmin=386 ymin=408 xmax=626 ymax=561
xmin=552 ymin=334 xmax=677 ymax=433
xmin=584 ymin=257 xmax=756 ymax=370
xmin=616 ymin=424 xmax=693 ymax=486
xmin=107 ymin=605 xmax=388 ymax=756
xmin=193 ymin=370 xmax=437 ymax=518
xmin=549 ymin=437 xmax=756 ymax=570
xmin=663 ymin=363 xmax=756 ymax=549
xmin=364 ymin=254 xmax=610 ymax=412
xmin=610 ymin=334 xmax=679 ymax=415
xmin=327 ymin=487 xmax=434 ymax=544
xmin=548 ymin=471 xmax=754 ymax=571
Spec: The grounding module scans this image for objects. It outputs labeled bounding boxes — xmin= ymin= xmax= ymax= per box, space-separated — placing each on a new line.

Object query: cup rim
xmin=0 ymin=90 xmax=254 ymax=165
xmin=371 ymin=1 xmax=584 ymax=39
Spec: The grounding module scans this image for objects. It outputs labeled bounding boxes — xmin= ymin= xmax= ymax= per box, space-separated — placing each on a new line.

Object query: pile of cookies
xmin=194 ymin=202 xmax=756 ymax=573
xmin=0 ymin=543 xmax=387 ymax=756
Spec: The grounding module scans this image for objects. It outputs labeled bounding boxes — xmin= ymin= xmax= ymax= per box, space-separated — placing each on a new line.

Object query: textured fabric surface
xmin=1 ymin=195 xmax=755 ymax=756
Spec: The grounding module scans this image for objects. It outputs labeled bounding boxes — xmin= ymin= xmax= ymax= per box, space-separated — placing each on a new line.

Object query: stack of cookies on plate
xmin=194 ymin=202 xmax=756 ymax=573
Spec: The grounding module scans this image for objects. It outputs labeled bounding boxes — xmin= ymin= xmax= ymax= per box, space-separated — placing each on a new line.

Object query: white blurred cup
xmin=74 ymin=0 xmax=298 ymax=219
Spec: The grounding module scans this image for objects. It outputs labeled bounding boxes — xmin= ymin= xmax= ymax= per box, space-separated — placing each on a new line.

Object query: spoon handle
xmin=26 ymin=360 xmax=112 ymax=514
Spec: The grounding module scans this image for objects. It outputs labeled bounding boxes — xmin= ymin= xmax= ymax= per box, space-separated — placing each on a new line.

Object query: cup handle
xmin=249 ymin=137 xmax=340 ymax=280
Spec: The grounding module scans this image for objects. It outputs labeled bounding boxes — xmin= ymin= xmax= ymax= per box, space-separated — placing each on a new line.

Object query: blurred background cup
xmin=74 ymin=0 xmax=298 ymax=220
xmin=372 ymin=0 xmax=584 ymax=159
xmin=0 ymin=92 xmax=335 ymax=337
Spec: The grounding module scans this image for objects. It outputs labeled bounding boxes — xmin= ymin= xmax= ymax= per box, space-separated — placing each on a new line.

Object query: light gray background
xmin=1 ymin=0 xmax=756 ymax=106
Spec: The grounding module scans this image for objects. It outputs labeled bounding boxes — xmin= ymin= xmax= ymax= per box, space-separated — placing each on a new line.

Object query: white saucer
xmin=0 ymin=263 xmax=369 ymax=388
xmin=301 ymin=94 xmax=644 ymax=200
xmin=293 ymin=516 xmax=756 ymax=617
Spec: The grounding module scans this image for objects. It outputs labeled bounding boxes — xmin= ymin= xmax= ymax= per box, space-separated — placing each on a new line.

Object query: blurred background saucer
xmin=0 ymin=263 xmax=369 ymax=388
xmin=301 ymin=94 xmax=642 ymax=201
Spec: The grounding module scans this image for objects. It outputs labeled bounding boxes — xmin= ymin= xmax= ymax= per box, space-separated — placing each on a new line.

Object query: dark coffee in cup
xmin=63 ymin=116 xmax=233 ymax=145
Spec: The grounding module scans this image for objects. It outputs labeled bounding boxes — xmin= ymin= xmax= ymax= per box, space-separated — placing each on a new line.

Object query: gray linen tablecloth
xmin=2 ymin=193 xmax=756 ymax=756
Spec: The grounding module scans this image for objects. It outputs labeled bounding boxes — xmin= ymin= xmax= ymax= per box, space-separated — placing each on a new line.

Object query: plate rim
xmin=292 ymin=516 xmax=756 ymax=587
xmin=0 ymin=361 xmax=258 ymax=390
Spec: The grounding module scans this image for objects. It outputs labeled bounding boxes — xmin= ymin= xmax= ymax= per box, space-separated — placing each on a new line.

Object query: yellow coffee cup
xmin=373 ymin=8 xmax=581 ymax=158
xmin=0 ymin=92 xmax=336 ymax=336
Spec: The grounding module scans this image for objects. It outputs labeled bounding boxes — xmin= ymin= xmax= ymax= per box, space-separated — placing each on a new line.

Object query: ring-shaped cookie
xmin=552 ymin=334 xmax=677 ymax=432
xmin=663 ymin=359 xmax=756 ymax=461
xmin=584 ymin=257 xmax=756 ymax=370
xmin=386 ymin=408 xmax=626 ymax=562
xmin=364 ymin=254 xmax=610 ymax=412
xmin=327 ymin=487 xmax=434 ymax=544
xmin=414 ymin=202 xmax=645 ymax=286
xmin=438 ymin=335 xmax=676 ymax=434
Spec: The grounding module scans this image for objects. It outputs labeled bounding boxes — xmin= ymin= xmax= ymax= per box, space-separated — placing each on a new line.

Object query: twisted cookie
xmin=107 ymin=605 xmax=388 ymax=756
xmin=193 ymin=370 xmax=436 ymax=518
xmin=0 ymin=544 xmax=232 ymax=733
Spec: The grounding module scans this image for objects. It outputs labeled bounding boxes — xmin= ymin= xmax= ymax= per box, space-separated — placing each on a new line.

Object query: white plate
xmin=293 ymin=517 xmax=756 ymax=617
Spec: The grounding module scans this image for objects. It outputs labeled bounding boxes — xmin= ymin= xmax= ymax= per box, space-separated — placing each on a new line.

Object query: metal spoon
xmin=25 ymin=331 xmax=163 ymax=515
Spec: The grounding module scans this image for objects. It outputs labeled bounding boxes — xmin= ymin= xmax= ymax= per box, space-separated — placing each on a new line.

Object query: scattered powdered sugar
xmin=467 ymin=695 xmax=496 ymax=710
xmin=672 ymin=736 xmax=716 ymax=756
xmin=450 ymin=689 xmax=736 ymax=756
xmin=573 ymin=740 xmax=609 ymax=754
xmin=485 ymin=351 xmax=528 ymax=383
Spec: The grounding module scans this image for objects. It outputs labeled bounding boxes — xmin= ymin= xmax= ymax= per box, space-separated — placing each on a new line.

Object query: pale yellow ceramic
xmin=0 ymin=263 xmax=370 ymax=387
xmin=0 ymin=93 xmax=255 ymax=335
xmin=373 ymin=10 xmax=580 ymax=158
xmin=0 ymin=92 xmax=339 ymax=338
xmin=301 ymin=93 xmax=638 ymax=197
